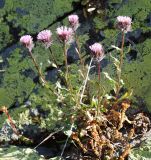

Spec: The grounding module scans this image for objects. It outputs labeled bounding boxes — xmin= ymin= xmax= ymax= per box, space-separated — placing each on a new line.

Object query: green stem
xmin=28 ymin=51 xmax=46 ymax=84
xmin=97 ymin=62 xmax=101 ymax=116
xmin=63 ymin=42 xmax=72 ymax=91
xmin=80 ymin=58 xmax=93 ymax=104
xmin=75 ymin=33 xmax=83 ymax=65
xmin=116 ymin=31 xmax=125 ymax=98
xmin=63 ymin=43 xmax=73 ymax=92
xmin=63 ymin=42 xmax=68 ymax=79
xmin=48 ymin=47 xmax=58 ymax=67
xmin=75 ymin=33 xmax=86 ymax=80
xmin=98 ymin=62 xmax=101 ymax=82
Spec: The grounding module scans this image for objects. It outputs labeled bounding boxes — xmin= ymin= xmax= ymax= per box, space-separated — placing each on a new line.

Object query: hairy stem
xmin=116 ymin=31 xmax=125 ymax=98
xmin=97 ymin=62 xmax=101 ymax=82
xmin=63 ymin=43 xmax=73 ymax=92
xmin=75 ymin=33 xmax=86 ymax=80
xmin=29 ymin=51 xmax=46 ymax=84
xmin=48 ymin=47 xmax=58 ymax=67
xmin=63 ymin=43 xmax=68 ymax=79
xmin=97 ymin=62 xmax=101 ymax=115
xmin=75 ymin=33 xmax=83 ymax=65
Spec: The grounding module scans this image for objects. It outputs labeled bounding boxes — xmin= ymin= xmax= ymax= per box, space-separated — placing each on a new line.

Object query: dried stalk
xmin=118 ymin=101 xmax=132 ymax=130
xmin=60 ymin=123 xmax=74 ymax=159
xmin=34 ymin=127 xmax=63 ymax=149
xmin=119 ymin=144 xmax=131 ymax=160
xmin=72 ymin=132 xmax=87 ymax=153
xmin=0 ymin=106 xmax=19 ymax=135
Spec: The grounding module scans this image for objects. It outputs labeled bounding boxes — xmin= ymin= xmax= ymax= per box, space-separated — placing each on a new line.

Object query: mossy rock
xmin=0 ymin=145 xmax=44 ymax=160
xmin=123 ymin=39 xmax=151 ymax=112
xmin=0 ymin=0 xmax=89 ymax=108
xmin=93 ymin=0 xmax=151 ymax=42
xmin=98 ymin=38 xmax=151 ymax=112
xmin=0 ymin=48 xmax=36 ymax=107
xmin=128 ymin=132 xmax=151 ymax=160
xmin=0 ymin=0 xmax=79 ymax=34
xmin=108 ymin=0 xmax=151 ymax=32
xmin=0 ymin=21 xmax=13 ymax=51
xmin=0 ymin=0 xmax=80 ymax=52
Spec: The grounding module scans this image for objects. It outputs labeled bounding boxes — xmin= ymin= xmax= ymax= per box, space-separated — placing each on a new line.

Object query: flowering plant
xmin=17 ymin=14 xmax=150 ymax=159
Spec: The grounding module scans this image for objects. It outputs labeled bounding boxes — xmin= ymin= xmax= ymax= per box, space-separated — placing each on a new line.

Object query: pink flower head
xmin=37 ymin=30 xmax=52 ymax=48
xmin=116 ymin=16 xmax=132 ymax=32
xmin=68 ymin=14 xmax=80 ymax=31
xmin=56 ymin=26 xmax=73 ymax=44
xmin=89 ymin=43 xmax=105 ymax=61
xmin=20 ymin=35 xmax=34 ymax=51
